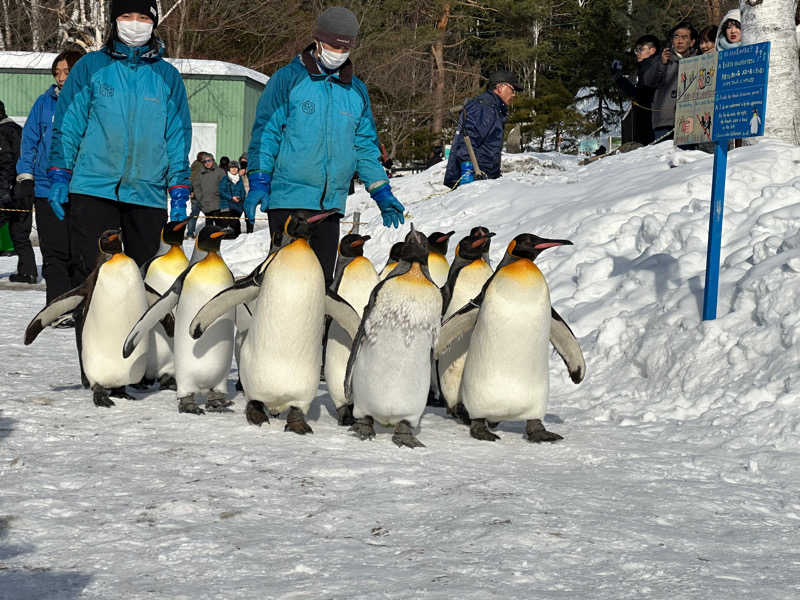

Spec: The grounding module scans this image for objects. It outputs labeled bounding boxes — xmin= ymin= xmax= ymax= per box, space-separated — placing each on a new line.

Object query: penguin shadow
xmin=0 ymin=516 xmax=92 ymax=596
xmin=49 ymin=384 xmax=84 ymax=392
xmin=0 ymin=414 xmax=15 ymax=443
xmin=610 ymin=253 xmax=682 ymax=303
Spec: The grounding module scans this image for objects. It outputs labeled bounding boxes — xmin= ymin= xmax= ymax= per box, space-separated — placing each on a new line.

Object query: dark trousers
xmin=69 ymin=194 xmax=167 ymax=280
xmin=267 ymin=209 xmax=341 ymax=288
xmin=187 ymin=198 xmax=200 ymax=237
xmin=35 ymin=197 xmax=79 ymax=303
xmin=8 ymin=193 xmax=37 ymax=278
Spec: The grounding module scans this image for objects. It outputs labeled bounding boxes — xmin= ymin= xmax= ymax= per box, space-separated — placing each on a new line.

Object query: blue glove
xmin=610 ymin=59 xmax=623 ymax=75
xmin=47 ymin=168 xmax=72 ymax=221
xmin=371 ymin=184 xmax=405 ymax=228
xmin=460 ymin=161 xmax=475 ymax=185
xmin=244 ymin=172 xmax=271 ymax=223
xmin=168 ymin=186 xmax=189 ymax=222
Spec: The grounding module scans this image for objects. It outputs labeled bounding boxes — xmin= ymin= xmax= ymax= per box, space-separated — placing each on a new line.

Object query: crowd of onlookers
xmin=188 ymin=151 xmax=252 ymax=239
xmin=612 ymin=10 xmax=743 ymax=147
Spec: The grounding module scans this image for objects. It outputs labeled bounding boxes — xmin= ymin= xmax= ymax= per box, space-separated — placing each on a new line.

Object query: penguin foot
xmin=350 ymin=416 xmax=375 ymax=441
xmin=206 ymin=392 xmax=234 ymax=413
xmin=284 ymin=406 xmax=313 ymax=435
xmin=470 ymin=419 xmax=500 ymax=442
xmin=392 ymin=420 xmax=425 ymax=448
xmin=427 ymin=388 xmax=445 ymax=408
xmin=245 ymin=400 xmax=269 ymax=426
xmin=109 ymin=386 xmax=135 ymax=400
xmin=235 ymin=379 xmax=243 ymax=392
xmin=158 ymin=375 xmax=177 ymax=391
xmin=178 ymin=395 xmax=205 ymax=415
xmin=488 ymin=421 xmax=500 ymax=429
xmin=450 ymin=402 xmax=472 ymax=426
xmin=92 ymin=386 xmax=115 ymax=408
xmin=526 ymin=419 xmax=563 ymax=443
xmin=336 ymin=404 xmax=355 ymax=426
xmin=131 ymin=377 xmax=155 ymax=390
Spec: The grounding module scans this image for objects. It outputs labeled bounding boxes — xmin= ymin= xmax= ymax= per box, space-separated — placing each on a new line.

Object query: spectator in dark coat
xmin=218 ymin=160 xmax=245 ymax=236
xmin=640 ymin=22 xmax=698 ymax=142
xmin=612 ymin=35 xmax=659 ymax=146
xmin=0 ymin=100 xmax=31 ymax=282
xmin=15 ymin=50 xmax=84 ymax=296
xmin=195 ymin=153 xmax=226 ymax=227
xmin=187 ymin=151 xmax=205 ymax=238
xmin=443 ymin=70 xmax=521 ymax=188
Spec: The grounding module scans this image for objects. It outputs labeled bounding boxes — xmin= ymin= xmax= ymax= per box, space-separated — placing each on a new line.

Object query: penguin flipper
xmin=144 ymin=282 xmax=162 ymax=306
xmin=436 ymin=298 xmax=481 ymax=358
xmin=190 ymin=281 xmax=259 ymax=340
xmin=550 ymin=307 xmax=585 ymax=383
xmin=123 ymin=279 xmax=184 ymax=358
xmin=24 ymin=288 xmax=87 ymax=345
xmin=324 ymin=290 xmax=361 ymax=341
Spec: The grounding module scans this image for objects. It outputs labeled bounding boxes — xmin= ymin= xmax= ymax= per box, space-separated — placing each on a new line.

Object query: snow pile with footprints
xmin=2 ymin=139 xmax=799 ymax=598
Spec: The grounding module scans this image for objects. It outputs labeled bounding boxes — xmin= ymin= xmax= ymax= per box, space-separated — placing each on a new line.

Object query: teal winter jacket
xmin=247 ymin=45 xmax=388 ymax=213
xmin=48 ymin=39 xmax=192 ymax=209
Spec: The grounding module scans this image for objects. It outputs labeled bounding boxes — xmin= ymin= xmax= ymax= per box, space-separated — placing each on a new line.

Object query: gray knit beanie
xmin=313 ymin=7 xmax=359 ymax=49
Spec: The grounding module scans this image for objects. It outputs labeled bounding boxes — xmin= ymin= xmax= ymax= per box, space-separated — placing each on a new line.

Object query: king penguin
xmin=325 ymin=233 xmax=379 ymax=425
xmin=426 ymin=230 xmax=455 ymax=287
xmin=379 ymin=241 xmax=405 ymax=280
xmin=436 ymin=229 xmax=495 ymax=420
xmin=439 ymin=233 xmax=585 ymax=443
xmin=124 ymin=226 xmax=235 ymax=415
xmin=25 ymin=229 xmax=150 ymax=407
xmin=343 ymin=227 xmax=443 ymax=448
xmin=189 ymin=210 xmax=337 ymax=433
xmin=140 ymin=220 xmax=190 ymax=390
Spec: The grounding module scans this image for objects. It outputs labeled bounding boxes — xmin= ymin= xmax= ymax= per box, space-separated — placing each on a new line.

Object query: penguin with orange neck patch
xmin=345 ymin=226 xmax=443 ymax=448
xmin=25 ymin=229 xmax=150 ymax=407
xmin=124 ymin=226 xmax=235 ymax=414
xmin=440 ymin=233 xmax=585 ymax=443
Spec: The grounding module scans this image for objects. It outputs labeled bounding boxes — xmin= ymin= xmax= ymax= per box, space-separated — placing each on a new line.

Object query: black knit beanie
xmin=313 ymin=7 xmax=359 ymax=49
xmin=110 ymin=0 xmax=159 ymax=27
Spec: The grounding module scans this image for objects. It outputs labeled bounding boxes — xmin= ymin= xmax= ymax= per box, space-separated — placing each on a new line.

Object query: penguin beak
xmin=471 ymin=232 xmax=496 ymax=248
xmin=210 ymin=231 xmax=226 ymax=239
xmin=533 ymin=238 xmax=572 ymax=250
xmin=351 ymin=239 xmax=365 ymax=248
xmin=437 ymin=231 xmax=456 ymax=243
xmin=107 ymin=233 xmax=119 ymax=242
xmin=308 ymin=209 xmax=338 ymax=224
xmin=172 ymin=221 xmax=187 ymax=231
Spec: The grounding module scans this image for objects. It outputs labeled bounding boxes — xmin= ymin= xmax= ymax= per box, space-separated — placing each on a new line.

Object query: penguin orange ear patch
xmin=507 ymin=240 xmax=516 ymax=255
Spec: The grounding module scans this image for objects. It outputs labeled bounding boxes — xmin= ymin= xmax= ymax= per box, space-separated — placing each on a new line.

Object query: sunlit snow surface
xmin=2 ymin=140 xmax=800 ymax=598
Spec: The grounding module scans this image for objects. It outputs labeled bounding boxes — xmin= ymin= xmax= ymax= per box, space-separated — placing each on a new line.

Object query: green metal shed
xmin=0 ymin=51 xmax=267 ymax=162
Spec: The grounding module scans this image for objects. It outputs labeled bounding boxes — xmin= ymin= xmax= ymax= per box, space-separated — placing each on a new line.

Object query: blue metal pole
xmin=703 ymin=141 xmax=728 ymax=320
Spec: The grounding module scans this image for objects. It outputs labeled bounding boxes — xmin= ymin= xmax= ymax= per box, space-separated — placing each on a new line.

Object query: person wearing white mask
xmin=47 ymin=0 xmax=192 ymax=286
xmin=245 ymin=6 xmax=404 ymax=288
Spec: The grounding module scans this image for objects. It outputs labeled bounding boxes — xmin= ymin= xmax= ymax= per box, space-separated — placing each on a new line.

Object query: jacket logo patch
xmin=99 ymin=83 xmax=114 ymax=97
xmin=143 ymin=97 xmax=160 ymax=104
xmin=301 ymin=100 xmax=315 ymax=114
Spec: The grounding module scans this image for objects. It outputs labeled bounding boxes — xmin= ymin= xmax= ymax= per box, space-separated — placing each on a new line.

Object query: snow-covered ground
xmin=2 ymin=140 xmax=800 ymax=599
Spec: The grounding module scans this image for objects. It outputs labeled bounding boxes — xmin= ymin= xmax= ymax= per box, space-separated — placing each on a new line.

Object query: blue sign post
xmin=694 ymin=42 xmax=770 ymax=319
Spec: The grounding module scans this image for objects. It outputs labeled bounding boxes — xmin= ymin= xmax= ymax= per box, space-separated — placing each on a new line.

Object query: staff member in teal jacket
xmin=245 ymin=6 xmax=404 ymax=286
xmin=47 ymin=0 xmax=192 ymax=278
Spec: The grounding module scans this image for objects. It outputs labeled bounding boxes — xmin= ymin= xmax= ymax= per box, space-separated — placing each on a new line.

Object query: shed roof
xmin=0 ymin=51 xmax=268 ymax=85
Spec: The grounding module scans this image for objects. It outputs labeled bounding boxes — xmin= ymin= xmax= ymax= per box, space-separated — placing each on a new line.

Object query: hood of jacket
xmin=716 ymin=9 xmax=742 ymax=50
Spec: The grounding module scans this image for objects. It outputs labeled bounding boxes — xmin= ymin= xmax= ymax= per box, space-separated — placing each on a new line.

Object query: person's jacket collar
xmin=105 ymin=35 xmax=166 ymax=63
xmin=300 ymin=43 xmax=353 ymax=84
xmin=486 ymin=90 xmax=509 ymax=118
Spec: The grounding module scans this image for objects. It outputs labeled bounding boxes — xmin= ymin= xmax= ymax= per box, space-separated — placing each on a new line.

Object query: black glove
xmin=13 ymin=179 xmax=34 ymax=205
xmin=610 ymin=59 xmax=623 ymax=75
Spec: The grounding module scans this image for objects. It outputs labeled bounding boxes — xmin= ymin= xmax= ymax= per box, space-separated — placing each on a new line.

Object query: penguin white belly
xmin=325 ymin=258 xmax=378 ymax=409
xmin=438 ymin=261 xmax=494 ymax=408
xmin=174 ymin=258 xmax=234 ymax=397
xmin=240 ymin=242 xmax=325 ymax=413
xmin=234 ymin=302 xmax=253 ymax=371
xmin=350 ymin=273 xmax=441 ymax=426
xmin=428 ymin=254 xmax=450 ymax=287
xmin=82 ymin=256 xmax=149 ymax=388
xmin=460 ymin=264 xmax=551 ymax=422
xmin=144 ymin=252 xmax=189 ymax=380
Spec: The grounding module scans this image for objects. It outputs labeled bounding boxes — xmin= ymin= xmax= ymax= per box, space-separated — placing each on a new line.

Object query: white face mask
xmin=317 ymin=42 xmax=349 ymax=70
xmin=116 ymin=20 xmax=154 ymax=47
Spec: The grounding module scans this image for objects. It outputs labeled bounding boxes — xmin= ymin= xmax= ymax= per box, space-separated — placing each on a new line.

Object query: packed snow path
xmin=2 ymin=140 xmax=800 ymax=598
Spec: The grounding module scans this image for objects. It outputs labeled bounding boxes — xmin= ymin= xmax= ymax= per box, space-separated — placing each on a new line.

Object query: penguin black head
xmin=427 ymin=230 xmax=456 ymax=255
xmin=387 ymin=241 xmax=405 ymax=262
xmin=339 ymin=234 xmax=371 ymax=258
xmin=283 ymin=210 xmax=338 ymax=243
xmin=507 ymin=233 xmax=572 ymax=261
xmin=400 ymin=225 xmax=429 ymax=265
xmin=197 ymin=225 xmax=229 ymax=253
xmin=470 ymin=225 xmax=491 ymax=239
xmin=456 ymin=230 xmax=496 ymax=261
xmin=162 ymin=221 xmax=187 ymax=246
xmin=98 ymin=229 xmax=123 ymax=255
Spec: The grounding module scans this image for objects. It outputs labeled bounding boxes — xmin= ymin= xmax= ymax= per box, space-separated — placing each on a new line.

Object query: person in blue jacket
xmin=218 ymin=160 xmax=245 ymax=236
xmin=15 ymin=49 xmax=83 ymax=300
xmin=47 ymin=0 xmax=192 ymax=280
xmin=443 ymin=70 xmax=521 ymax=188
xmin=244 ymin=6 xmax=405 ymax=286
